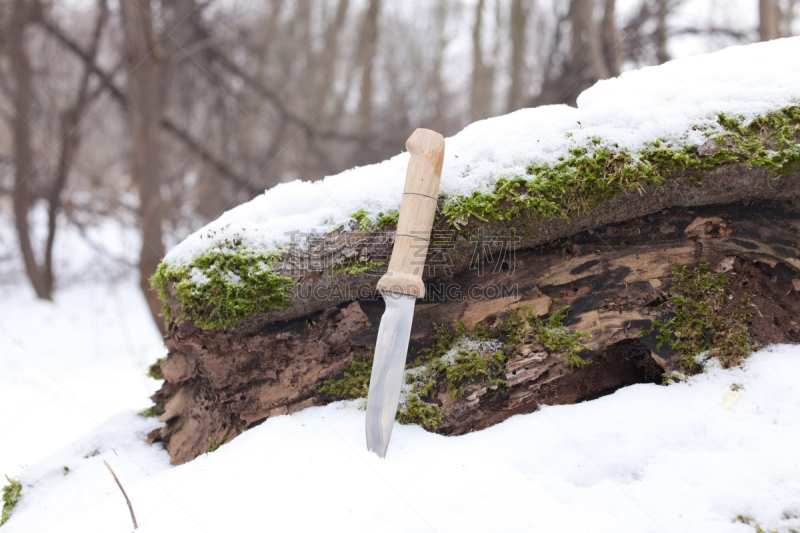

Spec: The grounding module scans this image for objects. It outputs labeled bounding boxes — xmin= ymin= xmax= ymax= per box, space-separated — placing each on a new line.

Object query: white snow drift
xmin=4 ymin=345 xmax=800 ymax=533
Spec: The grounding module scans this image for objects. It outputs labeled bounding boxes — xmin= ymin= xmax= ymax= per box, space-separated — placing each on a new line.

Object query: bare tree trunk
xmin=575 ymin=0 xmax=610 ymax=81
xmin=506 ymin=0 xmax=528 ymax=112
xmin=6 ymin=0 xmax=52 ymax=299
xmin=429 ymin=0 xmax=449 ymax=132
xmin=470 ymin=0 xmax=492 ymax=122
xmin=5 ymin=0 xmax=108 ymax=300
xmin=601 ymin=0 xmax=621 ymax=76
xmin=310 ymin=0 xmax=352 ymax=136
xmin=44 ymin=0 xmax=108 ymax=298
xmin=121 ymin=0 xmax=167 ymax=336
xmin=530 ymin=0 xmax=609 ymax=106
xmin=313 ymin=0 xmax=350 ymax=121
xmin=784 ymin=0 xmax=796 ymax=37
xmin=357 ymin=0 xmax=380 ymax=137
xmin=654 ymin=0 xmax=670 ymax=64
xmin=759 ymin=0 xmax=781 ymax=41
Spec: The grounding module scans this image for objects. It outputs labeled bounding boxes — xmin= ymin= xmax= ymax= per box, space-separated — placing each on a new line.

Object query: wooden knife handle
xmin=376 ymin=128 xmax=445 ymax=298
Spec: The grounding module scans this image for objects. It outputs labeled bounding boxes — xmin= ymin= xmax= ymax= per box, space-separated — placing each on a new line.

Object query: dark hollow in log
xmin=147 ymin=198 xmax=800 ymax=464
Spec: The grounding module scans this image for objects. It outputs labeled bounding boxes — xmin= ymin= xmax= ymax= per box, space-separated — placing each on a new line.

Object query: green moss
xmin=735 ymin=514 xmax=783 ymax=533
xmin=350 ymin=209 xmax=400 ymax=231
xmin=330 ymin=259 xmax=385 ymax=276
xmin=375 ymin=210 xmax=400 ymax=230
xmin=418 ymin=322 xmax=468 ymax=360
xmin=316 ymin=310 xmax=588 ymax=430
xmin=404 ymin=323 xmax=505 ymax=400
xmin=317 ymin=353 xmax=372 ymax=399
xmin=147 ymin=357 xmax=166 ymax=380
xmin=395 ymin=322 xmax=504 ymax=429
xmin=151 ymin=107 xmax=799 ymax=332
xmin=151 ymin=246 xmax=294 ymax=331
xmin=139 ymin=398 xmax=164 ymax=418
xmin=396 ymin=394 xmax=443 ymax=428
xmin=315 ymin=324 xmax=502 ymax=430
xmin=443 ymin=106 xmax=800 ymax=227
xmin=139 ymin=406 xmax=158 ymax=418
xmin=444 ymin=147 xmax=663 ymax=226
xmin=641 ymin=263 xmax=758 ymax=371
xmin=503 ymin=305 xmax=592 ymax=369
xmin=351 ymin=209 xmax=372 ymax=231
xmin=443 ymin=347 xmax=506 ymax=398
xmin=710 ymin=106 xmax=800 ymax=177
xmin=1 ymin=476 xmax=21 ymax=526
xmin=208 ymin=435 xmax=227 ymax=452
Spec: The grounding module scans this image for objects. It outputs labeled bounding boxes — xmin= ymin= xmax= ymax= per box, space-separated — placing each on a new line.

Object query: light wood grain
xmin=376 ymin=128 xmax=445 ymax=297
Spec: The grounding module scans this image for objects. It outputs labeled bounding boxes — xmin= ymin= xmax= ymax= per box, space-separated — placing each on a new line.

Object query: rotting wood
xmin=157 ymin=163 xmax=800 ymax=337
xmin=148 ymin=197 xmax=800 ymax=464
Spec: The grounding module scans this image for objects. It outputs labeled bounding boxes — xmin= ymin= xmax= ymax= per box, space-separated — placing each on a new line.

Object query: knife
xmin=366 ymin=128 xmax=445 ymax=458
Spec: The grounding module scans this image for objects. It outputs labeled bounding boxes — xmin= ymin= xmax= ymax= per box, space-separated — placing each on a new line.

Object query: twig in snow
xmin=103 ymin=460 xmax=138 ymax=530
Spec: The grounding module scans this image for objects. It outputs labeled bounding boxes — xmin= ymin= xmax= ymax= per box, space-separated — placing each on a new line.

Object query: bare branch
xmin=160 ymin=117 xmax=261 ymax=196
xmin=669 ymin=26 xmax=753 ymax=41
xmin=44 ymin=0 xmax=109 ymax=290
xmin=38 ymin=15 xmax=127 ymax=107
xmin=208 ymin=49 xmax=396 ymax=148
xmin=103 ymin=460 xmax=138 ymax=530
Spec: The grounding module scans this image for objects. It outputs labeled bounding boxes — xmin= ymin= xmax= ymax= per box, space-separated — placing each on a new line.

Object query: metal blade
xmin=365 ymin=292 xmax=417 ymax=458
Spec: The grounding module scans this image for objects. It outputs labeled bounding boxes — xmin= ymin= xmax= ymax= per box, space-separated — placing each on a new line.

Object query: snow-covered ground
xmin=2 ymin=37 xmax=800 ymax=532
xmin=2 ymin=288 xmax=798 ymax=533
xmin=0 ymin=281 xmax=797 ymax=532
xmin=0 ymin=282 xmax=165 ymax=479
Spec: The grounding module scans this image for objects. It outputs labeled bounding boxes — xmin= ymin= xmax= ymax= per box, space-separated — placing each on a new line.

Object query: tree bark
xmin=428 ymin=0 xmax=449 ymax=133
xmin=469 ymin=0 xmax=495 ymax=122
xmin=784 ymin=0 xmax=796 ymax=37
xmin=43 ymin=0 xmax=108 ymax=299
xmin=759 ymin=0 xmax=781 ymax=41
xmin=530 ymin=0 xmax=609 ymax=106
xmin=313 ymin=0 xmax=350 ymax=123
xmin=601 ymin=0 xmax=621 ymax=77
xmin=6 ymin=0 xmax=51 ymax=299
xmin=576 ymin=0 xmax=610 ymax=81
xmin=121 ymin=0 xmax=167 ymax=336
xmin=5 ymin=0 xmax=107 ymax=300
xmin=654 ymin=0 xmax=670 ymax=64
xmin=356 ymin=0 xmax=380 ymax=137
xmin=506 ymin=0 xmax=528 ymax=112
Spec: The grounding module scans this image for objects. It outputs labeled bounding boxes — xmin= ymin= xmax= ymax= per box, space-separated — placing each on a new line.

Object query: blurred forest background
xmin=0 ymin=0 xmax=796 ymax=332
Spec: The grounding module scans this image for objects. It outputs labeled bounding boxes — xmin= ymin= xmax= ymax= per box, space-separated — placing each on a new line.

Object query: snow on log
xmin=146 ymin=39 xmax=800 ymax=464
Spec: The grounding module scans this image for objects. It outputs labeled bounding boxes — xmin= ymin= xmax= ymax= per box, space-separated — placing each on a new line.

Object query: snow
xmin=2 ymin=276 xmax=797 ymax=532
xmin=398 ymin=336 xmax=504 ymax=406
xmin=0 ymin=282 xmax=166 ymax=479
xmin=164 ymin=37 xmax=800 ymax=267
xmin=3 ymin=37 xmax=800 ymax=533
xmin=440 ymin=337 xmax=503 ymax=365
xmin=3 ymin=337 xmax=800 ymax=533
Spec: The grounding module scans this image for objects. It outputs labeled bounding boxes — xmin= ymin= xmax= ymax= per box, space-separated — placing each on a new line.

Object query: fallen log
xmin=147 ymin=182 xmax=800 ymax=463
xmin=146 ymin=102 xmax=800 ymax=464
